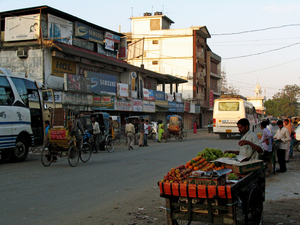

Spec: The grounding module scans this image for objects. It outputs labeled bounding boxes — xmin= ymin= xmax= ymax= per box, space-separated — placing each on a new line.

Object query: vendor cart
xmin=166 ymin=115 xmax=187 ymax=142
xmin=158 ymin=167 xmax=265 ymax=224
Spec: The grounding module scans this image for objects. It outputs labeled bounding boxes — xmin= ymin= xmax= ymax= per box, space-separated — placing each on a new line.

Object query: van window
xmin=11 ymin=78 xmax=28 ymax=106
xmin=219 ymin=102 xmax=239 ymax=111
xmin=0 ymin=76 xmax=14 ymax=105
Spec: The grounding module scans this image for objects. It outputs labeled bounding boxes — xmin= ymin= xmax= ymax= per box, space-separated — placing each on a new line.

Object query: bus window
xmin=219 ymin=102 xmax=239 ymax=111
xmin=0 ymin=76 xmax=14 ymax=105
xmin=11 ymin=78 xmax=28 ymax=106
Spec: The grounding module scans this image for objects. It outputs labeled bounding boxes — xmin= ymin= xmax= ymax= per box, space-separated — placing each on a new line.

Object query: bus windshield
xmin=219 ymin=102 xmax=239 ymax=111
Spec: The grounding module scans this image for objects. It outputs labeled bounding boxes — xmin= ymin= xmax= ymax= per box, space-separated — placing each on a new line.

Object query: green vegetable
xmin=224 ymin=153 xmax=229 ymax=157
xmin=228 ymin=153 xmax=236 ymax=158
xmin=228 ymin=173 xmax=238 ymax=180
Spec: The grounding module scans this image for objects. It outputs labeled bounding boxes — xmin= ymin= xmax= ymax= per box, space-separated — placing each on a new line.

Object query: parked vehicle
xmin=270 ymin=117 xmax=278 ymax=125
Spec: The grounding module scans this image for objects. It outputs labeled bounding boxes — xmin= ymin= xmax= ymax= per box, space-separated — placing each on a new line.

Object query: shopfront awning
xmin=156 ymin=104 xmax=172 ymax=109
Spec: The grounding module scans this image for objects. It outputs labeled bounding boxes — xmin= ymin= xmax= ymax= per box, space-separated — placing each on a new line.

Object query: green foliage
xmin=228 ymin=173 xmax=238 ymax=180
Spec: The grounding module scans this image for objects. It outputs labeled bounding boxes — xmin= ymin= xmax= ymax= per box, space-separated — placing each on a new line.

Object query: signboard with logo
xmin=75 ymin=21 xmax=103 ymax=44
xmin=119 ymin=37 xmax=127 ymax=59
xmin=168 ymin=101 xmax=177 ymax=112
xmin=64 ymin=74 xmax=92 ymax=93
xmin=51 ymin=57 xmax=76 ymax=77
xmin=117 ymin=83 xmax=129 ymax=97
xmin=115 ymin=97 xmax=132 ymax=111
xmin=5 ymin=14 xmax=40 ymax=41
xmin=176 ymin=102 xmax=184 ymax=113
xmin=154 ymin=91 xmax=165 ymax=101
xmin=133 ymin=99 xmax=143 ymax=112
xmin=62 ymin=92 xmax=93 ymax=106
xmin=86 ymin=71 xmax=116 ymax=95
xmin=94 ymin=95 xmax=114 ymax=110
xmin=184 ymin=102 xmax=190 ymax=112
xmin=165 ymin=93 xmax=173 ymax=102
xmin=143 ymin=101 xmax=155 ymax=112
xmin=105 ymin=32 xmax=121 ymax=43
xmin=143 ymin=89 xmax=155 ymax=100
xmin=195 ymin=105 xmax=201 ymax=114
xmin=105 ymin=39 xmax=114 ymax=51
xmin=209 ymin=90 xmax=214 ymax=108
xmin=97 ymin=44 xmax=118 ymax=58
xmin=48 ymin=14 xmax=73 ymax=45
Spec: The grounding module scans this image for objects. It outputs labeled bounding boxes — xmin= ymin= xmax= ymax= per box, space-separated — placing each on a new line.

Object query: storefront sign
xmin=64 ymin=74 xmax=92 ymax=93
xmin=97 ymin=44 xmax=117 ymax=58
xmin=176 ymin=102 xmax=184 ymax=113
xmin=133 ymin=99 xmax=143 ymax=112
xmin=5 ymin=14 xmax=40 ymax=41
xmin=119 ymin=37 xmax=127 ymax=59
xmin=184 ymin=102 xmax=190 ymax=112
xmin=154 ymin=91 xmax=165 ymax=101
xmin=117 ymin=83 xmax=129 ymax=97
xmin=195 ymin=105 xmax=201 ymax=114
xmin=175 ymin=93 xmax=182 ymax=102
xmin=86 ymin=71 xmax=116 ymax=95
xmin=165 ymin=93 xmax=173 ymax=102
xmin=115 ymin=98 xmax=132 ymax=111
xmin=168 ymin=101 xmax=177 ymax=112
xmin=75 ymin=21 xmax=104 ymax=44
xmin=105 ymin=39 xmax=114 ymax=51
xmin=143 ymin=89 xmax=155 ymax=100
xmin=94 ymin=95 xmax=114 ymax=110
xmin=143 ymin=101 xmax=155 ymax=112
xmin=62 ymin=92 xmax=93 ymax=106
xmin=48 ymin=14 xmax=73 ymax=45
xmin=105 ymin=32 xmax=121 ymax=43
xmin=190 ymin=103 xmax=196 ymax=113
xmin=52 ymin=57 xmax=76 ymax=77
xmin=29 ymin=91 xmax=62 ymax=103
xmin=209 ymin=90 xmax=214 ymax=108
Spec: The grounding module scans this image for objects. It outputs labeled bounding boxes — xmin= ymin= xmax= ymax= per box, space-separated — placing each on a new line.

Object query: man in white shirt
xmin=274 ymin=120 xmax=291 ymax=172
xmin=237 ymin=118 xmax=263 ymax=160
xmin=260 ymin=120 xmax=273 ymax=174
xmin=144 ymin=120 xmax=149 ymax=146
xmin=91 ymin=117 xmax=100 ymax=153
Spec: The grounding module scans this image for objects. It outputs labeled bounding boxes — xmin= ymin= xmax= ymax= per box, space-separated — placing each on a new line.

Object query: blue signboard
xmin=86 ymin=71 xmax=116 ymax=95
xmin=168 ymin=101 xmax=177 ymax=112
xmin=154 ymin=90 xmax=165 ymax=101
xmin=148 ymin=90 xmax=155 ymax=100
xmin=75 ymin=21 xmax=104 ymax=44
xmin=195 ymin=105 xmax=201 ymax=113
xmin=176 ymin=102 xmax=184 ymax=113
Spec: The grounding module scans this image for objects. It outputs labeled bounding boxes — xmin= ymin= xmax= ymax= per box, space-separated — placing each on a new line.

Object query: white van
xmin=213 ymin=95 xmax=256 ymax=139
xmin=0 ymin=68 xmax=52 ymax=162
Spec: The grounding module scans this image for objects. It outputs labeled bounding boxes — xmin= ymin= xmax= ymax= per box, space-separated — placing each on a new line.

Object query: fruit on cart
xmin=228 ymin=173 xmax=238 ymax=180
xmin=197 ymin=148 xmax=224 ymax=161
xmin=228 ymin=153 xmax=236 ymax=158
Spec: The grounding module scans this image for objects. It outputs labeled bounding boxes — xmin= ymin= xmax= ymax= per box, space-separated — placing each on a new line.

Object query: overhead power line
xmin=211 ymin=24 xmax=300 ymax=36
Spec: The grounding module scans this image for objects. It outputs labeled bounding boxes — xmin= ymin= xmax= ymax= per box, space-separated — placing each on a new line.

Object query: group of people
xmin=237 ymin=117 xmax=295 ymax=175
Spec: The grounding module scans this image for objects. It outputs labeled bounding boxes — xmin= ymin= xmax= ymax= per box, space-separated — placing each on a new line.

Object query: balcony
xmin=210 ymin=69 xmax=222 ymax=79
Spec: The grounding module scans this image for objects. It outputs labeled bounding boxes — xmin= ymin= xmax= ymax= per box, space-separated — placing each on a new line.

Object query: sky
xmin=1 ymin=0 xmax=300 ymax=99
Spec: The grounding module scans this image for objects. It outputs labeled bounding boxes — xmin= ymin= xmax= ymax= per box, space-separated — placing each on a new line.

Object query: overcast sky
xmin=1 ymin=0 xmax=300 ymax=99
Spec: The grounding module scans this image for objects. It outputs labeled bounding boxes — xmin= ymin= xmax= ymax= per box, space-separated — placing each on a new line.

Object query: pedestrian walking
xmin=158 ymin=120 xmax=164 ymax=142
xmin=144 ymin=120 xmax=149 ymax=146
xmin=283 ymin=118 xmax=293 ymax=162
xmin=91 ymin=117 xmax=100 ymax=153
xmin=274 ymin=120 xmax=291 ymax=173
xmin=125 ymin=120 xmax=135 ymax=150
xmin=139 ymin=119 xmax=144 ymax=147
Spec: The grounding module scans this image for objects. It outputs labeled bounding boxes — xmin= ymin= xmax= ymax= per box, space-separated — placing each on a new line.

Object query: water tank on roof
xmin=144 ymin=12 xmax=152 ymax=16
xmin=154 ymin=11 xmax=162 ymax=15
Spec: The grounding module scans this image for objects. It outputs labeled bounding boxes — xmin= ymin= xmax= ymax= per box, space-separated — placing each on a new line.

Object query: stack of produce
xmin=161 ymin=165 xmax=193 ymax=184
xmin=257 ymin=133 xmax=262 ymax=140
xmin=223 ymin=153 xmax=237 ymax=158
xmin=197 ymin=148 xmax=224 ymax=161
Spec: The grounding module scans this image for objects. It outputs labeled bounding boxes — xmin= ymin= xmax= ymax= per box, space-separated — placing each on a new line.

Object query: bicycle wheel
xmin=41 ymin=143 xmax=52 ymax=167
xmin=68 ymin=145 xmax=79 ymax=167
xmin=80 ymin=143 xmax=92 ymax=162
xmin=106 ymin=137 xmax=114 ymax=153
xmin=181 ymin=131 xmax=187 ymax=141
xmin=119 ymin=133 xmax=125 ymax=145
xmin=114 ymin=132 xmax=121 ymax=145
xmin=178 ymin=133 xmax=183 ymax=142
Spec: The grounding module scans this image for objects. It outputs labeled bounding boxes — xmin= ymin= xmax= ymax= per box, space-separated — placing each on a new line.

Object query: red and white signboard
xmin=133 ymin=99 xmax=143 ymax=112
xmin=209 ymin=90 xmax=214 ymax=108
xmin=165 ymin=93 xmax=173 ymax=102
xmin=117 ymin=83 xmax=129 ymax=97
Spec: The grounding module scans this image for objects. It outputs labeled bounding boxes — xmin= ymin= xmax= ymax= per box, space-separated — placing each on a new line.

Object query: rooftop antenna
xmin=152 ymin=6 xmax=153 ymax=15
xmin=131 ymin=7 xmax=133 ymax=17
xmin=162 ymin=5 xmax=164 ymax=14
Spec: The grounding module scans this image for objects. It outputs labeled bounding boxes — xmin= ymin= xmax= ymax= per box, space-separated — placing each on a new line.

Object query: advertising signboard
xmin=154 ymin=91 xmax=165 ymax=101
xmin=190 ymin=103 xmax=196 ymax=113
xmin=175 ymin=93 xmax=182 ymax=102
xmin=5 ymin=14 xmax=40 ymax=41
xmin=75 ymin=21 xmax=103 ymax=44
xmin=64 ymin=74 xmax=92 ymax=93
xmin=143 ymin=89 xmax=155 ymax=100
xmin=195 ymin=105 xmax=201 ymax=114
xmin=165 ymin=93 xmax=173 ymax=102
xmin=51 ymin=57 xmax=76 ymax=77
xmin=115 ymin=98 xmax=132 ymax=111
xmin=105 ymin=32 xmax=121 ymax=43
xmin=184 ymin=102 xmax=190 ymax=112
xmin=94 ymin=95 xmax=114 ymax=110
xmin=62 ymin=92 xmax=93 ymax=106
xmin=105 ymin=39 xmax=114 ymax=51
xmin=168 ymin=101 xmax=177 ymax=112
xmin=133 ymin=99 xmax=143 ymax=112
xmin=119 ymin=37 xmax=127 ymax=59
xmin=86 ymin=71 xmax=116 ymax=95
xmin=48 ymin=14 xmax=73 ymax=45
xmin=117 ymin=83 xmax=129 ymax=97
xmin=143 ymin=101 xmax=155 ymax=112
xmin=176 ymin=102 xmax=184 ymax=113
xmin=209 ymin=90 xmax=214 ymax=108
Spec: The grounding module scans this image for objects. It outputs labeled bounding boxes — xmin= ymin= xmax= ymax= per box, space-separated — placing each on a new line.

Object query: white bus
xmin=213 ymin=95 xmax=256 ymax=139
xmin=0 ymin=68 xmax=53 ymax=162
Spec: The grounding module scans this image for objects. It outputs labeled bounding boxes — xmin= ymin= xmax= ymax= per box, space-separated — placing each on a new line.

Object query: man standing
xmin=260 ymin=120 xmax=273 ymax=174
xmin=237 ymin=118 xmax=263 ymax=160
xmin=139 ymin=119 xmax=145 ymax=147
xmin=91 ymin=117 xmax=100 ymax=153
xmin=72 ymin=114 xmax=85 ymax=150
xmin=274 ymin=120 xmax=291 ymax=172
xmin=144 ymin=120 xmax=149 ymax=146
xmin=125 ymin=120 xmax=135 ymax=150
xmin=283 ymin=119 xmax=293 ymax=162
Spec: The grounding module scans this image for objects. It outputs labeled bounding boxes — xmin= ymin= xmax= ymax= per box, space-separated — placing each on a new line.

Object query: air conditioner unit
xmin=17 ymin=50 xmax=28 ymax=58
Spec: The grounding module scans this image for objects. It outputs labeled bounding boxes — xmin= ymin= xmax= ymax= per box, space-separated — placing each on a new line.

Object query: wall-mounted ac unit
xmin=17 ymin=50 xmax=28 ymax=58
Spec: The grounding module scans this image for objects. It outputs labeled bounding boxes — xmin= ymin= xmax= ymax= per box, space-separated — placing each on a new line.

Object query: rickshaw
xmin=41 ymin=108 xmax=92 ymax=167
xmin=166 ymin=115 xmax=187 ymax=142
xmin=80 ymin=112 xmax=114 ymax=153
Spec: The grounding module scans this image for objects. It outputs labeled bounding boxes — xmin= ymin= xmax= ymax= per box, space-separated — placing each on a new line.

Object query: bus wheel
xmin=219 ymin=134 xmax=227 ymax=139
xmin=12 ymin=137 xmax=29 ymax=162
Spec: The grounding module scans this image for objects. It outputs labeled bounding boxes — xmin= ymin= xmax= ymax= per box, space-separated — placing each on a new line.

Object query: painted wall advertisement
xmin=115 ymin=98 xmax=132 ymax=111
xmin=143 ymin=101 xmax=155 ymax=112
xmin=64 ymin=74 xmax=92 ymax=93
xmin=48 ymin=14 xmax=73 ymax=45
xmin=86 ymin=71 xmax=116 ymax=95
xmin=5 ymin=14 xmax=40 ymax=41
xmin=143 ymin=88 xmax=155 ymax=100
xmin=117 ymin=83 xmax=129 ymax=97
xmin=62 ymin=92 xmax=93 ymax=106
xmin=94 ymin=96 xmax=114 ymax=110
xmin=168 ymin=101 xmax=177 ymax=112
xmin=74 ymin=21 xmax=103 ymax=44
xmin=133 ymin=99 xmax=143 ymax=112
xmin=52 ymin=57 xmax=76 ymax=77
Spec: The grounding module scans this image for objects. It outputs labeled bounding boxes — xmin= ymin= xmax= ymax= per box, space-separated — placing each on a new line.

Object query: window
xmin=152 ymin=40 xmax=159 ymax=44
xmin=0 ymin=76 xmax=14 ymax=105
xmin=219 ymin=102 xmax=239 ymax=111
xmin=152 ymin=61 xmax=158 ymax=65
xmin=11 ymin=78 xmax=28 ymax=106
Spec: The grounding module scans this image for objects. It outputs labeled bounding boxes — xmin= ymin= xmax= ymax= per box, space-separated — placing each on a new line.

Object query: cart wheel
xmin=41 ymin=142 xmax=53 ymax=167
xmin=106 ymin=137 xmax=114 ymax=153
xmin=178 ymin=134 xmax=183 ymax=142
xmin=68 ymin=146 xmax=79 ymax=167
xmin=181 ymin=131 xmax=187 ymax=141
xmin=245 ymin=185 xmax=263 ymax=224
xmin=80 ymin=143 xmax=92 ymax=162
